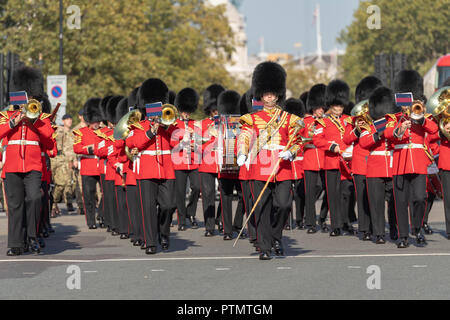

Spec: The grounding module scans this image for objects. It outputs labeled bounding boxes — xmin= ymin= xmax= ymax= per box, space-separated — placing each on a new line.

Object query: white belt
xmin=8 ymin=140 xmax=39 ymax=146
xmin=133 ymin=150 xmax=170 ymax=175
xmin=394 ymin=144 xmax=424 ymax=150
xmin=294 ymin=156 xmax=304 ymax=161
xmin=261 ymin=144 xmax=286 ymax=151
xmin=370 ymin=150 xmax=393 ymax=156
xmin=142 ymin=150 xmax=171 ymax=156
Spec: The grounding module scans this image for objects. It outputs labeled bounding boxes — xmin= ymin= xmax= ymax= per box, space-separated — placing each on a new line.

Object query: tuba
xmin=351 ymin=100 xmax=372 ymax=132
xmin=426 ymin=86 xmax=450 ymax=121
xmin=113 ymin=109 xmax=143 ymax=160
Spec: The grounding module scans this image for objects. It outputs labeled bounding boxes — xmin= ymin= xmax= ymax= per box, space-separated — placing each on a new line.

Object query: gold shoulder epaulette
xmin=73 ymin=129 xmax=83 ymax=137
xmin=425 ymin=113 xmax=433 ymax=119
xmin=386 ymin=114 xmax=397 ymax=122
xmin=239 ymin=114 xmax=253 ymax=126
xmin=0 ymin=111 xmax=9 ymax=119
xmin=344 ymin=116 xmax=353 ymax=125
xmin=289 ymin=114 xmax=302 ymax=127
xmin=40 ymin=113 xmax=52 ymax=120
xmin=131 ymin=121 xmax=145 ymax=130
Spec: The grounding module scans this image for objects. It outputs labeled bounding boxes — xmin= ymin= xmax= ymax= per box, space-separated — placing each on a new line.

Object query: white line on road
xmin=83 ymin=271 xmax=98 ymax=273
xmin=347 ymin=266 xmax=361 ymax=269
xmin=412 ymin=265 xmax=427 ymax=268
xmin=277 ymin=267 xmax=292 ymax=270
xmin=151 ymin=269 xmax=165 ymax=272
xmin=1 ymin=253 xmax=450 ymax=264
xmin=22 ymin=272 xmax=36 ymax=275
xmin=216 ymin=268 xmax=231 ymax=271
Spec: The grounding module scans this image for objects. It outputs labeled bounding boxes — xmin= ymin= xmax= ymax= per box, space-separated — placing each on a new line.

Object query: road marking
xmin=412 ymin=265 xmax=427 ymax=268
xmin=83 ymin=271 xmax=98 ymax=273
xmin=151 ymin=269 xmax=165 ymax=272
xmin=1 ymin=253 xmax=450 ymax=264
xmin=22 ymin=272 xmax=36 ymax=275
xmin=347 ymin=266 xmax=361 ymax=269
xmin=216 ymin=268 xmax=231 ymax=271
xmin=277 ymin=267 xmax=292 ymax=270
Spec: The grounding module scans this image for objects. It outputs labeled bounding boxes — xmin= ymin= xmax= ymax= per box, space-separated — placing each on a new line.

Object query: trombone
xmin=10 ymin=99 xmax=43 ymax=122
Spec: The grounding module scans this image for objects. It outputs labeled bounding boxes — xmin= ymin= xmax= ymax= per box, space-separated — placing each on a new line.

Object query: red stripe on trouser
xmin=138 ymin=180 xmax=147 ymax=246
xmin=392 ymin=177 xmax=401 ymax=237
xmin=324 ymin=171 xmax=332 ymax=227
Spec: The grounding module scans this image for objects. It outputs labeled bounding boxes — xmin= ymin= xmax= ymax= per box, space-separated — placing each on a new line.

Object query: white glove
xmin=279 ymin=150 xmax=294 ymax=161
xmin=237 ymin=155 xmax=247 ymax=167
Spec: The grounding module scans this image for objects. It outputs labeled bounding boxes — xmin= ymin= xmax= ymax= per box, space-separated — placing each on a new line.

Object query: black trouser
xmin=115 ymin=183 xmax=130 ymax=235
xmin=252 ymin=180 xmax=292 ymax=252
xmin=353 ymin=174 xmax=371 ymax=233
xmin=241 ymin=180 xmax=257 ymax=241
xmin=99 ymin=174 xmax=106 ymax=223
xmin=218 ymin=178 xmax=244 ymax=235
xmin=424 ymin=192 xmax=435 ymax=224
xmin=293 ymin=179 xmax=305 ymax=224
xmin=326 ymin=170 xmax=347 ymax=230
xmin=393 ymin=174 xmax=427 ymax=238
xmin=5 ymin=171 xmax=42 ymax=248
xmin=81 ymin=175 xmax=100 ymax=227
xmin=127 ymin=184 xmax=143 ymax=242
xmin=232 ymin=185 xmax=245 ymax=232
xmin=341 ymin=179 xmax=355 ymax=226
xmin=175 ymin=169 xmax=200 ymax=226
xmin=104 ymin=180 xmax=118 ymax=231
xmin=39 ymin=181 xmax=50 ymax=235
xmin=304 ymin=170 xmax=329 ymax=227
xmin=200 ymin=172 xmax=217 ymax=232
xmin=367 ymin=177 xmax=394 ymax=236
xmin=138 ymin=179 xmax=176 ymax=247
xmin=441 ymin=170 xmax=450 ymax=235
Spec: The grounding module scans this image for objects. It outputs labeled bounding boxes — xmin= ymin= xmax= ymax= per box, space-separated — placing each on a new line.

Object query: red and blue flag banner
xmin=9 ymin=91 xmax=28 ymax=105
xmin=374 ymin=118 xmax=387 ymax=134
xmin=145 ymin=102 xmax=163 ymax=118
xmin=252 ymin=99 xmax=264 ymax=111
xmin=395 ymin=93 xmax=413 ymax=107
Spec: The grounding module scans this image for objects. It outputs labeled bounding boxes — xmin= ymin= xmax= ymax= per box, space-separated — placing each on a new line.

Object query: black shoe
xmin=296 ymin=221 xmax=306 ymax=230
xmin=218 ymin=222 xmax=224 ymax=234
xmin=28 ymin=238 xmax=40 ymax=254
xmin=120 ymin=234 xmax=129 ymax=240
xmin=416 ymin=233 xmax=427 ymax=245
xmin=141 ymin=243 xmax=147 ymax=250
xmin=7 ymin=248 xmax=22 ymax=256
xmin=259 ymin=251 xmax=272 ymax=260
xmin=161 ymin=237 xmax=169 ymax=251
xmin=204 ymin=230 xmax=214 ymax=237
xmin=397 ymin=238 xmax=409 ymax=249
xmin=362 ymin=232 xmax=372 ymax=241
xmin=37 ymin=238 xmax=46 ymax=248
xmin=106 ymin=226 xmax=112 ymax=233
xmin=223 ymin=234 xmax=233 ymax=241
xmin=133 ymin=240 xmax=143 ymax=247
xmin=89 ymin=225 xmax=98 ymax=230
xmin=273 ymin=241 xmax=284 ymax=256
xmin=178 ymin=225 xmax=186 ymax=231
xmin=321 ymin=222 xmax=329 ymax=233
xmin=23 ymin=244 xmax=29 ymax=253
xmin=330 ymin=229 xmax=341 ymax=237
xmin=376 ymin=236 xmax=386 ymax=244
xmin=111 ymin=230 xmax=119 ymax=236
xmin=307 ymin=227 xmax=317 ymax=234
xmin=145 ymin=246 xmax=157 ymax=255
xmin=67 ymin=203 xmax=75 ymax=212
xmin=48 ymin=225 xmax=55 ymax=233
xmin=99 ymin=223 xmax=106 ymax=229
xmin=284 ymin=225 xmax=291 ymax=231
xmin=343 ymin=224 xmax=356 ymax=236
xmin=239 ymin=231 xmax=248 ymax=239
xmin=423 ymin=223 xmax=433 ymax=235
xmin=42 ymin=231 xmax=49 ymax=238
xmin=189 ymin=217 xmax=199 ymax=229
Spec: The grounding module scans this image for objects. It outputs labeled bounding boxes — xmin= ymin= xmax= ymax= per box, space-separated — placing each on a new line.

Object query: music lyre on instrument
xmin=217 ymin=115 xmax=241 ymax=173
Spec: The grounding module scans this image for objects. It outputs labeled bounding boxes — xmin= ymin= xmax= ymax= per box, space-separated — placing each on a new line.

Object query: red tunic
xmin=343 ymin=123 xmax=369 ymax=176
xmin=170 ymin=119 xmax=201 ymax=171
xmin=301 ymin=115 xmax=325 ymax=171
xmin=198 ymin=118 xmax=219 ymax=174
xmin=73 ymin=127 xmax=101 ymax=176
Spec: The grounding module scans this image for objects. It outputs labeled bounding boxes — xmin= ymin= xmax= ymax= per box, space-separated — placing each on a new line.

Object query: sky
xmin=238 ymin=0 xmax=361 ymax=57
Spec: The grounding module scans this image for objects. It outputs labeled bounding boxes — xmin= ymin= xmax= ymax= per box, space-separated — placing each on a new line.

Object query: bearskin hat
xmin=355 ymin=76 xmax=383 ymax=103
xmin=168 ymin=90 xmax=176 ymax=105
xmin=10 ymin=66 xmax=44 ymax=99
xmin=99 ymin=96 xmax=113 ymax=124
xmin=344 ymin=101 xmax=355 ymax=116
xmin=106 ymin=96 xmax=124 ymax=124
xmin=128 ymin=88 xmax=139 ymax=109
xmin=41 ymin=95 xmax=52 ymax=114
xmin=394 ymin=70 xmax=425 ymax=101
xmin=306 ymin=84 xmax=327 ymax=113
xmin=251 ymin=61 xmax=286 ymax=104
xmin=116 ymin=97 xmax=129 ymax=124
xmin=284 ymin=98 xmax=305 ymax=118
xmin=239 ymin=90 xmax=251 ymax=115
xmin=84 ymin=98 xmax=103 ymax=124
xmin=218 ymin=90 xmax=241 ymax=115
xmin=299 ymin=91 xmax=309 ymax=109
xmin=369 ymin=87 xmax=399 ymax=121
xmin=137 ymin=78 xmax=169 ymax=108
xmin=326 ymin=80 xmax=350 ymax=108
xmin=175 ymin=88 xmax=199 ymax=114
xmin=203 ymin=84 xmax=225 ymax=115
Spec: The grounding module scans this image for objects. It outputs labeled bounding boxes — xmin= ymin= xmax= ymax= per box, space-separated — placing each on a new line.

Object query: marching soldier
xmin=301 ymin=84 xmax=329 ymax=233
xmin=313 ymin=80 xmax=355 ymax=237
xmin=72 ymin=108 xmax=87 ymax=215
xmin=51 ymin=114 xmax=77 ymax=216
xmin=172 ymin=88 xmax=202 ymax=230
xmin=440 ymin=114 xmax=450 ymax=239
xmin=385 ymin=70 xmax=438 ymax=248
xmin=199 ymin=84 xmax=224 ymax=237
xmin=237 ymin=62 xmax=302 ymax=260
xmin=1 ymin=66 xmax=54 ymax=256
xmin=126 ymin=78 xmax=177 ymax=254
xmin=73 ymin=98 xmax=103 ymax=229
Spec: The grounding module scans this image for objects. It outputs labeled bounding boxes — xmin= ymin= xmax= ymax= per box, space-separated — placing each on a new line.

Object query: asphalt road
xmin=1 ymin=200 xmax=450 ymax=300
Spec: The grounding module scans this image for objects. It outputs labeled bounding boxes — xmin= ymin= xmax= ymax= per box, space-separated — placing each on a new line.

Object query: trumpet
xmin=351 ymin=100 xmax=372 ymax=132
xmin=10 ymin=99 xmax=42 ymax=122
xmin=160 ymin=104 xmax=179 ymax=126
xmin=409 ymin=100 xmax=425 ymax=121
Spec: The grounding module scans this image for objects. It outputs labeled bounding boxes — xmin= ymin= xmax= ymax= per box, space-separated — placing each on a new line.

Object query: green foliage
xmin=0 ymin=0 xmax=238 ymax=120
xmin=338 ymin=0 xmax=449 ymax=90
xmin=284 ymin=61 xmax=331 ymax=99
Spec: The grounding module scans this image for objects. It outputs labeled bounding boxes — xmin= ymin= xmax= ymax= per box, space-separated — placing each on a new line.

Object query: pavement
xmin=0 ymin=200 xmax=450 ymax=300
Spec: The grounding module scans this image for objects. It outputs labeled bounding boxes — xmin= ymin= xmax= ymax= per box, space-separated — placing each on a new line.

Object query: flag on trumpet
xmin=374 ymin=118 xmax=387 ymax=134
xmin=145 ymin=102 xmax=163 ymax=118
xmin=9 ymin=91 xmax=28 ymax=105
xmin=252 ymin=99 xmax=264 ymax=111
xmin=395 ymin=93 xmax=414 ymax=107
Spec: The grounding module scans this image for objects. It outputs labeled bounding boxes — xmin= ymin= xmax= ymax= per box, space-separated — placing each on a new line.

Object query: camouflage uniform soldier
xmin=51 ymin=115 xmax=77 ymax=216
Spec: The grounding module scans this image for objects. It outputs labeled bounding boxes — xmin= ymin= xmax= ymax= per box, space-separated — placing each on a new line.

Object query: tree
xmin=0 ymin=0 xmax=238 ymax=119
xmin=283 ymin=61 xmax=330 ymax=100
xmin=338 ymin=0 xmax=449 ymax=90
